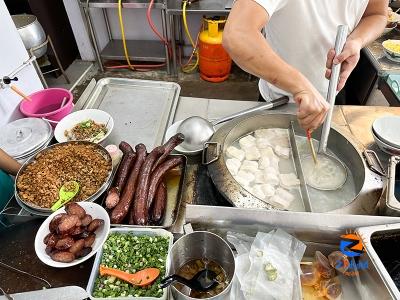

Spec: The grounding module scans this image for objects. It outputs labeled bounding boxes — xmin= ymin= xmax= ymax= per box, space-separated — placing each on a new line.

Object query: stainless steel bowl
xmin=168 ymin=231 xmax=235 ymax=300
xmin=15 ymin=141 xmax=113 ymax=215
xmin=12 ymin=14 xmax=47 ymax=58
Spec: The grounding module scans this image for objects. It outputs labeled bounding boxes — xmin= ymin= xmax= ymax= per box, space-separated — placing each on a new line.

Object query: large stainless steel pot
xmin=12 ymin=14 xmax=47 ymax=58
xmin=168 ymin=231 xmax=235 ymax=300
xmin=203 ymin=112 xmax=383 ymax=214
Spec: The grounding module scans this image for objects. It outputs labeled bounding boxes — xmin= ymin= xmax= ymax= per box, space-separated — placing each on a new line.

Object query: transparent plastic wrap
xmin=227 ymin=229 xmax=305 ymax=300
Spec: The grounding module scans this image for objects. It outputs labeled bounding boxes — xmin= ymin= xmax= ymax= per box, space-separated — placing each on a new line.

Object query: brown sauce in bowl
xmin=175 ymin=258 xmax=229 ymax=299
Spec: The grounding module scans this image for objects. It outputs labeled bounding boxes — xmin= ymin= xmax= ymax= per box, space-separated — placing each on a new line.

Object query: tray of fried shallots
xmin=103 ymin=133 xmax=186 ymax=228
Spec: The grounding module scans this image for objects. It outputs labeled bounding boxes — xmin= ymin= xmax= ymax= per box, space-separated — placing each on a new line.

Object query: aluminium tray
xmin=86 ymin=227 xmax=173 ymax=300
xmin=104 ymin=154 xmax=186 ymax=229
xmin=75 ymin=78 xmax=181 ymax=151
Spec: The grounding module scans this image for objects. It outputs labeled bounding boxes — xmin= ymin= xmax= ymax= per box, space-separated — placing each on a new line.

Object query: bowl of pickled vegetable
xmin=54 ymin=109 xmax=113 ymax=144
xmin=87 ymin=228 xmax=173 ymax=300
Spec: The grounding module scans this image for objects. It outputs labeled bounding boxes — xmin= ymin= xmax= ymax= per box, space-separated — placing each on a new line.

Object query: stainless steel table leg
xmin=161 ymin=8 xmax=170 ymax=75
xmin=83 ymin=5 xmax=104 ymax=72
xmin=103 ymin=8 xmax=112 ymax=41
xmin=169 ymin=14 xmax=178 ymax=76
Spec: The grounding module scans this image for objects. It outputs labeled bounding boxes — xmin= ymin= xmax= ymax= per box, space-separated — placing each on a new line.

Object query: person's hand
xmin=294 ymin=87 xmax=329 ymax=132
xmin=325 ymin=39 xmax=362 ymax=92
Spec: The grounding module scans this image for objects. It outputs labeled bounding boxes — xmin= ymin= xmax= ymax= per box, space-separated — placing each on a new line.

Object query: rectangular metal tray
xmin=76 ymin=78 xmax=181 ymax=151
xmin=86 ymin=227 xmax=173 ymax=300
xmin=357 ymin=223 xmax=400 ymax=300
xmin=103 ymin=154 xmax=186 ymax=229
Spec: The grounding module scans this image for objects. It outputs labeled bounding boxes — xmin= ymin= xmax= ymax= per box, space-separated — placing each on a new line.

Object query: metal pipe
xmin=103 ymin=8 xmax=113 ymax=41
xmin=8 ymin=56 xmax=36 ymax=78
xmin=83 ymin=2 xmax=105 ymax=72
xmin=318 ymin=25 xmax=348 ymax=153
xmin=169 ymin=14 xmax=178 ymax=76
xmin=161 ymin=8 xmax=171 ymax=74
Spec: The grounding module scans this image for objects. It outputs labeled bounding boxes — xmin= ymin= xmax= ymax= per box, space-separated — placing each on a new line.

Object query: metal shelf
xmin=80 ymin=0 xmax=165 ymax=9
xmin=101 ymin=39 xmax=167 ymax=62
xmin=166 ymin=0 xmax=231 ymax=15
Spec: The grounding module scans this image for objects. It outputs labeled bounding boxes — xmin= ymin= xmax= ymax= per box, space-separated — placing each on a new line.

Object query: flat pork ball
xmin=234 ymin=170 xmax=255 ymax=187
xmin=226 ymin=158 xmax=241 ymax=176
xmin=244 ymin=147 xmax=261 ymax=161
xmin=226 ymin=146 xmax=245 ymax=162
xmin=280 ymin=173 xmax=300 ymax=189
xmin=239 ymin=135 xmax=256 ymax=149
xmin=240 ymin=160 xmax=259 ymax=173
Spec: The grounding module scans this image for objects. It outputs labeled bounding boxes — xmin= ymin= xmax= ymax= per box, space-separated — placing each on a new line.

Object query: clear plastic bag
xmin=240 ymin=229 xmax=306 ymax=300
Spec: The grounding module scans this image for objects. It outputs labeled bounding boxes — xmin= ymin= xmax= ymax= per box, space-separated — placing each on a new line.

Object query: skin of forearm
xmin=223 ymin=29 xmax=311 ymax=96
xmin=348 ymin=15 xmax=387 ymax=47
xmin=0 ymin=149 xmax=21 ymax=176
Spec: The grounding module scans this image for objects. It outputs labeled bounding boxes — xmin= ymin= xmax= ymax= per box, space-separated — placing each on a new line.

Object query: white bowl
xmin=382 ymin=40 xmax=400 ymax=62
xmin=372 ymin=130 xmax=400 ymax=156
xmin=165 ymin=120 xmax=202 ymax=156
xmin=34 ymin=202 xmax=110 ymax=268
xmin=54 ymin=109 xmax=114 ymax=144
xmin=372 ymin=115 xmax=400 ymax=148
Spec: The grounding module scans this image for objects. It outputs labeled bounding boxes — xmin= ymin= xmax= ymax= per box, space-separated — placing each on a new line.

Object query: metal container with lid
xmin=379 ymin=156 xmax=400 ymax=216
xmin=0 ymin=118 xmax=52 ymax=160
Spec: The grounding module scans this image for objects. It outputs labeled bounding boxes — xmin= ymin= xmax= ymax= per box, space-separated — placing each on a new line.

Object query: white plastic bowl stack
xmin=372 ymin=116 xmax=400 ymax=156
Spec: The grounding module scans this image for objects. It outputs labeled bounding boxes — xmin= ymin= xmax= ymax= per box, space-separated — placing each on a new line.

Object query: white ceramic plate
xmin=54 ymin=109 xmax=114 ymax=144
xmin=165 ymin=120 xmax=202 ymax=156
xmin=372 ymin=130 xmax=400 ymax=156
xmin=372 ymin=115 xmax=400 ymax=148
xmin=34 ymin=202 xmax=110 ymax=268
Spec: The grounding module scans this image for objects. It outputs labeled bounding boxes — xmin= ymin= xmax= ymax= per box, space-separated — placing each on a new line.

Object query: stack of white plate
xmin=372 ymin=116 xmax=400 ymax=155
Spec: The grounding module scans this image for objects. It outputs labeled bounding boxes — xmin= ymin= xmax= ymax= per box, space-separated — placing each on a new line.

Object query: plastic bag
xmin=241 ymin=229 xmax=306 ymax=300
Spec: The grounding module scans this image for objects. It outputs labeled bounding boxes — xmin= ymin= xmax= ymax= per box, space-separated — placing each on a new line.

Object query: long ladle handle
xmin=159 ymin=274 xmax=193 ymax=289
xmin=211 ymin=96 xmax=289 ymax=126
xmin=318 ymin=25 xmax=348 ymax=153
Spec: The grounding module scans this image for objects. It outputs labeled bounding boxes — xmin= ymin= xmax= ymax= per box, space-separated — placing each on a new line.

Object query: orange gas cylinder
xmin=199 ymin=17 xmax=232 ymax=83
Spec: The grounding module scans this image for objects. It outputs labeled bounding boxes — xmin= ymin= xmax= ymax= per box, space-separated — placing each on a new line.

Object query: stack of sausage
xmin=105 ymin=133 xmax=185 ymax=225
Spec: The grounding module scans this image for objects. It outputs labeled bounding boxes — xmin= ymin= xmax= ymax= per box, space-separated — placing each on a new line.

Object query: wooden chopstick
xmin=307 ymin=129 xmax=318 ymax=165
xmin=10 ymin=85 xmax=32 ymax=101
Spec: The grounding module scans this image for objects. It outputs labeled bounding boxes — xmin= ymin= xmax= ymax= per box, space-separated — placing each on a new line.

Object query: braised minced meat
xmin=17 ymin=144 xmax=111 ymax=208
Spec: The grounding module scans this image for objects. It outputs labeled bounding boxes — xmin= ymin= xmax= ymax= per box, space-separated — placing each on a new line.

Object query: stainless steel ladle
xmin=304 ymin=25 xmax=349 ymax=191
xmin=178 ymin=96 xmax=289 ymax=151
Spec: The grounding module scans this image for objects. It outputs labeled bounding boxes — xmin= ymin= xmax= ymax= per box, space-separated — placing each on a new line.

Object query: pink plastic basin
xmin=20 ymin=88 xmax=73 ymax=126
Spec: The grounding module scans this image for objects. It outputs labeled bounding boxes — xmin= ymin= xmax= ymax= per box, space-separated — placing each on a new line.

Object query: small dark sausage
xmin=68 ymin=239 xmax=85 ymax=254
xmin=119 ymin=141 xmax=134 ymax=154
xmin=65 ymin=203 xmax=86 ymax=219
xmin=106 ymin=152 xmax=136 ymax=208
xmin=76 ymin=247 xmax=92 ymax=258
xmin=43 ymin=232 xmax=52 ymax=244
xmin=75 ymin=230 xmax=90 ymax=240
xmin=45 ymin=234 xmax=58 ymax=248
xmin=150 ymin=181 xmax=167 ymax=225
xmin=51 ymin=251 xmax=75 ymax=263
xmin=49 ymin=213 xmax=67 ymax=233
xmin=87 ymin=219 xmax=104 ymax=232
xmin=55 ymin=237 xmax=75 ymax=250
xmin=84 ymin=233 xmax=96 ymax=248
xmin=147 ymin=156 xmax=183 ymax=212
xmin=111 ymin=144 xmax=147 ymax=224
xmin=152 ymin=133 xmax=185 ymax=172
xmin=105 ymin=187 xmax=120 ymax=209
xmin=81 ymin=214 xmax=92 ymax=227
xmin=58 ymin=215 xmax=81 ymax=234
xmin=45 ymin=245 xmax=54 ymax=255
xmin=69 ymin=226 xmax=85 ymax=236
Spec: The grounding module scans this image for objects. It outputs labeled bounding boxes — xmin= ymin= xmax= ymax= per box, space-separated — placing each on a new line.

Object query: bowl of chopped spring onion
xmin=87 ymin=227 xmax=173 ymax=300
xmin=383 ymin=40 xmax=400 ymax=62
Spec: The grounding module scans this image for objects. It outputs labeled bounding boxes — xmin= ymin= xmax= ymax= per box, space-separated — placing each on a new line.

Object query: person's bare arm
xmin=0 ymin=149 xmax=21 ymax=176
xmin=223 ymin=0 xmax=328 ymax=131
xmin=326 ymin=0 xmax=388 ymax=91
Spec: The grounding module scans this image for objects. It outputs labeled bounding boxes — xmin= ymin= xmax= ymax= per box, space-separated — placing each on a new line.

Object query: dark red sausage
xmin=51 ymin=251 xmax=75 ymax=263
xmin=81 ymin=214 xmax=92 ymax=227
xmin=105 ymin=187 xmax=119 ymax=209
xmin=119 ymin=141 xmax=134 ymax=154
xmin=49 ymin=213 xmax=67 ymax=233
xmin=150 ymin=181 xmax=167 ymax=225
xmin=65 ymin=203 xmax=86 ymax=219
xmin=55 ymin=237 xmax=75 ymax=250
xmin=87 ymin=219 xmax=104 ymax=232
xmin=111 ymin=144 xmax=147 ymax=224
xmin=132 ymin=146 xmax=164 ymax=225
xmin=58 ymin=215 xmax=81 ymax=234
xmin=106 ymin=152 xmax=136 ymax=209
xmin=152 ymin=133 xmax=184 ymax=172
xmin=147 ymin=156 xmax=183 ymax=212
